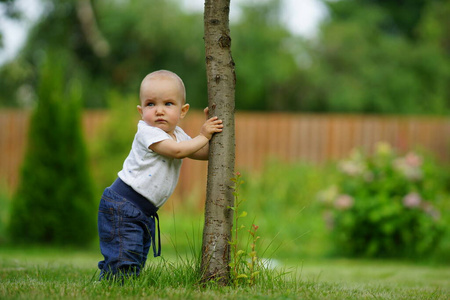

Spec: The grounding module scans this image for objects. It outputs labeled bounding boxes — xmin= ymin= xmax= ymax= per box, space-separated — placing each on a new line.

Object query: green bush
xmin=238 ymin=160 xmax=335 ymax=259
xmin=89 ymin=94 xmax=139 ymax=196
xmin=318 ymin=143 xmax=447 ymax=258
xmin=8 ymin=53 xmax=96 ymax=246
xmin=0 ymin=186 xmax=10 ymax=244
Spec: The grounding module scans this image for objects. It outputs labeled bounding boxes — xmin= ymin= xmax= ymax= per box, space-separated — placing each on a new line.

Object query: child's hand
xmin=200 ymin=116 xmax=223 ymax=140
xmin=204 ymin=107 xmax=210 ymax=119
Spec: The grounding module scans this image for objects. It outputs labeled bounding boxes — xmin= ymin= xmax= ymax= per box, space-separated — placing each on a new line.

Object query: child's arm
xmin=149 ymin=111 xmax=222 ymax=160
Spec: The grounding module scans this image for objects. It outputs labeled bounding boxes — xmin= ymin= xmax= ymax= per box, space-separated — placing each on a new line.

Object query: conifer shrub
xmin=8 ymin=54 xmax=96 ymax=246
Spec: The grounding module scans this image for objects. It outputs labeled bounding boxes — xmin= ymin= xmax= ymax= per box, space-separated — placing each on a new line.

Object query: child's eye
xmin=165 ymin=102 xmax=174 ymax=106
xmin=147 ymin=103 xmax=154 ymax=107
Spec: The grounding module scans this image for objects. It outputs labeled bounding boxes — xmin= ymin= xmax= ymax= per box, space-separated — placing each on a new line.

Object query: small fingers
xmin=207 ymin=117 xmax=223 ymax=126
xmin=207 ymin=123 xmax=223 ymax=129
xmin=203 ymin=116 xmax=223 ymax=135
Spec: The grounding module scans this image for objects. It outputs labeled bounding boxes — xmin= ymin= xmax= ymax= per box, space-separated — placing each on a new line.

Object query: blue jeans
xmin=97 ymin=186 xmax=157 ymax=279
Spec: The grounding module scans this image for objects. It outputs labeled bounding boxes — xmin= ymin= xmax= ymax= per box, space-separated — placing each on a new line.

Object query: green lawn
xmin=1 ymin=247 xmax=449 ymax=299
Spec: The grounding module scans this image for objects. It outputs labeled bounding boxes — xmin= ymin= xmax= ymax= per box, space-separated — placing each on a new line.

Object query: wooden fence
xmin=1 ymin=110 xmax=449 ymax=202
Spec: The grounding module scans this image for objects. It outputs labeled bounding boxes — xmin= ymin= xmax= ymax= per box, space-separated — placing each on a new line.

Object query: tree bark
xmin=201 ymin=0 xmax=236 ymax=285
xmin=75 ymin=0 xmax=110 ymax=57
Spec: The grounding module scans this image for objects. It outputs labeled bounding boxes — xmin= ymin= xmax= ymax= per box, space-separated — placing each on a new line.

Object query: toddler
xmin=97 ymin=70 xmax=223 ymax=279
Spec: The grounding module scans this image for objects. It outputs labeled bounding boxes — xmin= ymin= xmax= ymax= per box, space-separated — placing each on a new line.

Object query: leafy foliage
xmin=298 ymin=0 xmax=450 ymax=114
xmin=2 ymin=0 xmax=449 ymax=113
xmin=0 ymin=0 xmax=206 ymax=108
xmin=89 ymin=94 xmax=138 ymax=195
xmin=0 ymin=187 xmax=9 ymax=244
xmin=237 ymin=160 xmax=334 ymax=259
xmin=327 ymin=0 xmax=431 ymax=39
xmin=8 ymin=51 xmax=96 ymax=246
xmin=231 ymin=0 xmax=300 ymax=111
xmin=318 ymin=142 xmax=447 ymax=258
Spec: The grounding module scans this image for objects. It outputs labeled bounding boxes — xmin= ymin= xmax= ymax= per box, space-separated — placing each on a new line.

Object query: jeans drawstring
xmin=151 ymin=213 xmax=161 ymax=257
xmin=110 ymin=177 xmax=161 ymax=257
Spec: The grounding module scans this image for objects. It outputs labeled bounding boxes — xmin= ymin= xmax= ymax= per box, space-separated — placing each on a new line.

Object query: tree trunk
xmin=75 ymin=0 xmax=110 ymax=57
xmin=201 ymin=0 xmax=236 ymax=285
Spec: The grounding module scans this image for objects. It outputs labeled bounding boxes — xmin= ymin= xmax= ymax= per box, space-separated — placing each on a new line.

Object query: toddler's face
xmin=138 ymin=76 xmax=189 ymax=137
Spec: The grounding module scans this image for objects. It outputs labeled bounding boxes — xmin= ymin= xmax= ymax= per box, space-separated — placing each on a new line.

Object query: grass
xmin=1 ymin=246 xmax=449 ymax=299
xmin=1 ymin=159 xmax=449 ymax=298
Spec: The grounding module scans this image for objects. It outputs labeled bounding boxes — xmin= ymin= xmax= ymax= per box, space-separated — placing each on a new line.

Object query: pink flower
xmin=334 ymin=194 xmax=354 ymax=210
xmin=339 ymin=160 xmax=365 ymax=177
xmin=421 ymin=202 xmax=441 ymax=221
xmin=402 ymin=192 xmax=421 ymax=208
xmin=404 ymin=152 xmax=422 ymax=168
xmin=393 ymin=157 xmax=423 ymax=181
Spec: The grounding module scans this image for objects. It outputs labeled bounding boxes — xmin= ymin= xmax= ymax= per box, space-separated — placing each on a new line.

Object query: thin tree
xmin=201 ymin=0 xmax=236 ymax=285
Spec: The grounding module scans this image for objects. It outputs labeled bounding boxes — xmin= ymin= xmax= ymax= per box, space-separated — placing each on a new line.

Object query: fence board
xmin=1 ymin=110 xmax=449 ymax=203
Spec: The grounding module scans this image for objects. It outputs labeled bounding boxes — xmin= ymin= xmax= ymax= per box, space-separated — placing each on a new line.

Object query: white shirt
xmin=118 ymin=120 xmax=191 ymax=207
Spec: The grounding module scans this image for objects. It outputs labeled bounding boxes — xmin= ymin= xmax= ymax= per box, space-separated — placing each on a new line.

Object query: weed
xmin=228 ymin=172 xmax=262 ymax=287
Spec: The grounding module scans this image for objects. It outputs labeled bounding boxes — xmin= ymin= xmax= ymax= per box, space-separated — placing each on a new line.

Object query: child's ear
xmin=180 ymin=103 xmax=190 ymax=119
xmin=137 ymin=105 xmax=143 ymax=118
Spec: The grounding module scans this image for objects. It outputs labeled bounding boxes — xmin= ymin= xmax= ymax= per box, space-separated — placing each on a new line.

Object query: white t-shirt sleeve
xmin=174 ymin=126 xmax=192 ymax=142
xmin=136 ymin=122 xmax=172 ymax=150
xmin=118 ymin=122 xmax=193 ymax=207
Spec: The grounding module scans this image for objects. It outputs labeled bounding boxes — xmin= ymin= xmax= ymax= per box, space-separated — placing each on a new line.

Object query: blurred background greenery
xmin=1 ymin=0 xmax=449 ymax=113
xmin=0 ymin=0 xmax=449 ymax=264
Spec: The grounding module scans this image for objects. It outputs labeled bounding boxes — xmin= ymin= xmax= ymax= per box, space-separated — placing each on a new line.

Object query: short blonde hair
xmin=139 ymin=70 xmax=186 ymax=103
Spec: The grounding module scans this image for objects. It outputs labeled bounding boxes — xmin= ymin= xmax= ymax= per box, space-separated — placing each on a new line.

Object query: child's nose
xmin=155 ymin=105 xmax=164 ymax=114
